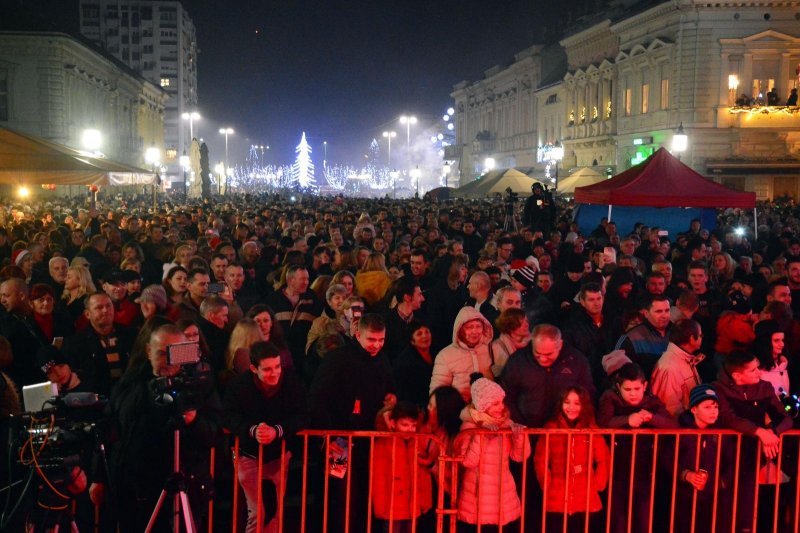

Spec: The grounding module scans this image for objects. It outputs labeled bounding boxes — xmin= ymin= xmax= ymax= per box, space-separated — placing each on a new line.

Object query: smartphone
xmin=208 ymin=282 xmax=224 ymax=294
xmin=52 ymin=337 xmax=63 ymax=349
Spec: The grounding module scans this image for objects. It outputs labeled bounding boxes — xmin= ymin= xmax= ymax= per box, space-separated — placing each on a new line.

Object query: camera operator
xmin=97 ymin=324 xmax=221 ymax=532
xmin=222 ymin=340 xmax=307 ymax=533
xmin=523 ymin=182 xmax=555 ymax=236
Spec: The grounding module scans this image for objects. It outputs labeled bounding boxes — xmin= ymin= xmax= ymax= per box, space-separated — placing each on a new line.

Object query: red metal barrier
xmin=228 ymin=428 xmax=800 ymax=533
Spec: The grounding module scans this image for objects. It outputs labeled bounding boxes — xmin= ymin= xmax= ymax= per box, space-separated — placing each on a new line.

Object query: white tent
xmin=557 ymin=167 xmax=606 ymax=195
xmin=453 ymin=168 xmax=544 ymax=198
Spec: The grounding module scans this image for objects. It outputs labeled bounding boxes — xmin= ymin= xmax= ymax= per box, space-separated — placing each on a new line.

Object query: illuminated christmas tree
xmin=291 ymin=132 xmax=316 ymax=190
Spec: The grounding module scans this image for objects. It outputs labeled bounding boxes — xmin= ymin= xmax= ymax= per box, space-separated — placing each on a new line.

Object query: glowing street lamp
xmin=214 ymin=162 xmax=225 ymax=195
xmin=323 ymin=141 xmax=328 ymax=167
xmin=382 ymin=131 xmax=396 ymax=166
xmin=219 ymin=127 xmax=234 ymax=189
xmin=17 ymin=186 xmax=30 ymax=199
xmin=399 ymin=115 xmax=417 ymax=150
xmin=551 ymin=141 xmax=564 ymax=190
xmin=182 ymin=111 xmax=201 ymax=140
xmin=81 ymin=129 xmax=102 ymax=152
xmin=672 ymin=123 xmax=688 ymax=160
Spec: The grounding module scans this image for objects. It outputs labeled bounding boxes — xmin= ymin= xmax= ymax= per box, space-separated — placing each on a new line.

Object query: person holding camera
xmin=523 ymin=182 xmax=555 ymax=236
xmin=98 ymin=324 xmax=221 ymax=532
xmin=223 ymin=341 xmax=307 ymax=533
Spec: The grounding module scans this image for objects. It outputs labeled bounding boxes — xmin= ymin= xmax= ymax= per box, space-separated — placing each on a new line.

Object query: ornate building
xmin=0 ymin=30 xmax=166 ymax=167
xmin=449 ymin=0 xmax=800 ymax=199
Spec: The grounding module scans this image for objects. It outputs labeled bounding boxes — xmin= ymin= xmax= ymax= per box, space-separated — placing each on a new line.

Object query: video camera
xmin=14 ymin=392 xmax=107 ymax=471
xmin=150 ymin=342 xmax=211 ymax=416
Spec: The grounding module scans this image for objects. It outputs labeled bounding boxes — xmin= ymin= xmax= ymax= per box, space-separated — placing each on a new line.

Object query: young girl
xmin=456 ymin=378 xmax=529 ymax=532
xmin=534 ymin=386 xmax=609 ymax=532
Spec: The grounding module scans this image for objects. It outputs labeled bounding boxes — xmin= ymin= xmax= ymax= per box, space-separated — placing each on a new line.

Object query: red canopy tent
xmin=574 ymin=147 xmax=755 ymax=208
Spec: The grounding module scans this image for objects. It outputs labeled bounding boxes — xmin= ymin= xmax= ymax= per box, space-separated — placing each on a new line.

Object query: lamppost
xmin=323 ymin=141 xmax=328 ymax=167
xmin=219 ymin=127 xmax=234 ymax=182
xmin=672 ymin=123 xmax=688 ymax=161
xmin=214 ymin=162 xmax=225 ymax=195
xmin=145 ymin=145 xmax=161 ymax=210
xmin=410 ymin=166 xmax=421 ymax=198
xmin=382 ymin=131 xmax=396 ymax=166
xmin=179 ymin=151 xmax=190 ymax=199
xmin=399 ymin=115 xmax=417 ymax=150
xmin=182 ymin=111 xmax=200 ymax=140
xmin=551 ymin=141 xmax=564 ymax=192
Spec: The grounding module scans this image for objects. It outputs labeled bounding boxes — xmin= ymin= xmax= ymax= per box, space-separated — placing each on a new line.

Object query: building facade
xmin=449 ymin=0 xmax=800 ymax=200
xmin=78 ymin=0 xmax=198 ymax=177
xmin=0 ymin=31 xmax=165 ymax=167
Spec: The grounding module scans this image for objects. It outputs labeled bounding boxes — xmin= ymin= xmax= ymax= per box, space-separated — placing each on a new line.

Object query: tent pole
xmin=754 ymin=206 xmax=758 ymax=240
xmin=607 ymin=204 xmax=613 ymax=223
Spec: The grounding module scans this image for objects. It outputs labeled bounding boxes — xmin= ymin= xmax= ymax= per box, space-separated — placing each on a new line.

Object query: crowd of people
xmin=0 ymin=189 xmax=798 ymax=532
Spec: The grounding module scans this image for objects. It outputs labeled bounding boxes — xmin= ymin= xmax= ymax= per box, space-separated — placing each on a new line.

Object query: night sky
xmin=182 ymin=0 xmax=555 ymax=165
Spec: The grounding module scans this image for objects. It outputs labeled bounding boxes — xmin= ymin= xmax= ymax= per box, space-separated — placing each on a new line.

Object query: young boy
xmin=598 ymin=362 xmax=677 ymax=533
xmin=677 ymin=384 xmax=733 ymax=532
xmin=714 ymin=350 xmax=793 ymax=533
xmin=371 ymin=401 xmax=432 ymax=533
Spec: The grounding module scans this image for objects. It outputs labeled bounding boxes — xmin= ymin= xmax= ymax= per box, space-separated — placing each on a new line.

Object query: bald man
xmin=466 ymin=271 xmax=499 ymax=328
xmin=0 ymin=278 xmax=47 ymax=386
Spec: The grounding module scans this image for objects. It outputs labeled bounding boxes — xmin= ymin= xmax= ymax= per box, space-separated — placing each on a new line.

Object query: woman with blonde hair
xmin=62 ymin=265 xmax=96 ymax=329
xmin=221 ymin=319 xmax=264 ymax=386
xmin=331 ymin=270 xmax=356 ymax=297
xmin=355 ymin=251 xmax=391 ymax=307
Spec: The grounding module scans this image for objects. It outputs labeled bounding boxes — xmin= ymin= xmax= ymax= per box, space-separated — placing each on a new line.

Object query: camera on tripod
xmin=150 ymin=342 xmax=211 ymax=415
xmin=504 ymin=187 xmax=519 ymax=213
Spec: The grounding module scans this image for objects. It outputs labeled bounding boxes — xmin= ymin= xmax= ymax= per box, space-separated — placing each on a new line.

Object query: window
xmin=143 ymin=45 xmax=153 ymax=54
xmin=546 ymin=94 xmax=557 ymax=105
xmin=160 ymin=78 xmax=171 ymax=87
xmin=624 ymin=88 xmax=632 ymax=116
xmin=641 ymin=84 xmax=649 ymax=114
xmin=0 ymin=68 xmax=8 ymax=121
xmin=82 ymin=4 xmax=99 ymax=18
xmin=660 ymin=79 xmax=669 ymax=110
xmin=141 ymin=7 xmax=152 ymax=20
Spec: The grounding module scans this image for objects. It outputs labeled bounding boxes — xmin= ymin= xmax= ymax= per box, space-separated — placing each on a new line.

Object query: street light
xmin=214 ymin=162 xmax=225 ymax=195
xmin=410 ymin=166 xmax=421 ymax=197
xmin=182 ymin=111 xmax=200 ymax=140
xmin=81 ymin=129 xmax=102 ymax=152
xmin=145 ymin=145 xmax=161 ymax=209
xmin=382 ymin=131 xmax=396 ymax=166
xmin=219 ymin=127 xmax=234 ymax=192
xmin=672 ymin=123 xmax=688 ymax=160
xmin=179 ymin=152 xmax=191 ymax=199
xmin=399 ymin=115 xmax=417 ymax=150
xmin=551 ymin=141 xmax=564 ymax=191
xmin=323 ymin=141 xmax=328 ymax=167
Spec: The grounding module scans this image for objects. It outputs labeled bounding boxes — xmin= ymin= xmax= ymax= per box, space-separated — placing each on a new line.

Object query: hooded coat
xmin=429 ymin=307 xmax=494 ymax=402
xmin=650 ymin=342 xmax=703 ymax=417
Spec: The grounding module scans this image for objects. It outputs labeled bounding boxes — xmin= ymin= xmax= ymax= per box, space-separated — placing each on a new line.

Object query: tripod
xmin=145 ymin=428 xmax=196 ymax=533
xmin=503 ymin=202 xmax=521 ymax=233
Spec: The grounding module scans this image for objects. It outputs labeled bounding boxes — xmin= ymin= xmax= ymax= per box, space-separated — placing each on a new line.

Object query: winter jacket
xmin=393 ymin=346 xmax=434 ymax=408
xmin=429 ymin=307 xmax=494 ymax=401
xmin=426 ymin=280 xmax=468 ymax=352
xmin=614 ymin=320 xmax=671 ymax=378
xmin=562 ymin=307 xmax=615 ymax=384
xmin=500 ymin=343 xmax=595 ymax=428
xmin=650 ymin=342 xmax=703 ymax=417
xmin=534 ymin=419 xmax=610 ymax=514
xmin=222 ymin=370 xmax=307 ymax=461
xmin=355 ymin=270 xmax=392 ymax=307
xmin=759 ymin=356 xmax=790 ymax=397
xmin=455 ymin=421 xmax=530 ymax=525
xmin=489 ymin=334 xmax=518 ymax=378
xmin=266 ymin=287 xmax=322 ymax=367
xmin=713 ymin=370 xmax=793 ymax=436
xmin=308 ymin=337 xmax=394 ymax=430
xmin=371 ymin=435 xmax=433 ymax=521
xmin=714 ymin=311 xmax=755 ymax=355
xmin=597 ymin=389 xmax=677 ymax=430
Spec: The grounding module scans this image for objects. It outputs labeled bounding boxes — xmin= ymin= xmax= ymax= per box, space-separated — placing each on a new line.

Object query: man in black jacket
xmin=562 ymin=282 xmax=615 ymax=388
xmin=223 ymin=341 xmax=306 ymax=533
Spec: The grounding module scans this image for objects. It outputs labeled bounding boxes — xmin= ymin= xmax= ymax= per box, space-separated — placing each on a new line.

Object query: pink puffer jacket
xmin=455 ymin=422 xmax=530 ymax=525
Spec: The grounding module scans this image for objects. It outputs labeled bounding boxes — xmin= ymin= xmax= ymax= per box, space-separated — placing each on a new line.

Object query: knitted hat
xmin=471 ymin=378 xmax=506 ymax=412
xmin=726 ymin=290 xmax=751 ymax=314
xmin=512 ymin=266 xmax=537 ymax=289
xmin=525 ymin=256 xmax=540 ymax=271
xmin=602 ymin=350 xmax=632 ymax=376
xmin=120 ymin=270 xmax=142 ymax=283
xmin=136 ymin=284 xmax=168 ymax=310
xmin=13 ymin=249 xmax=30 ymax=266
xmin=689 ymin=384 xmax=719 ymax=408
